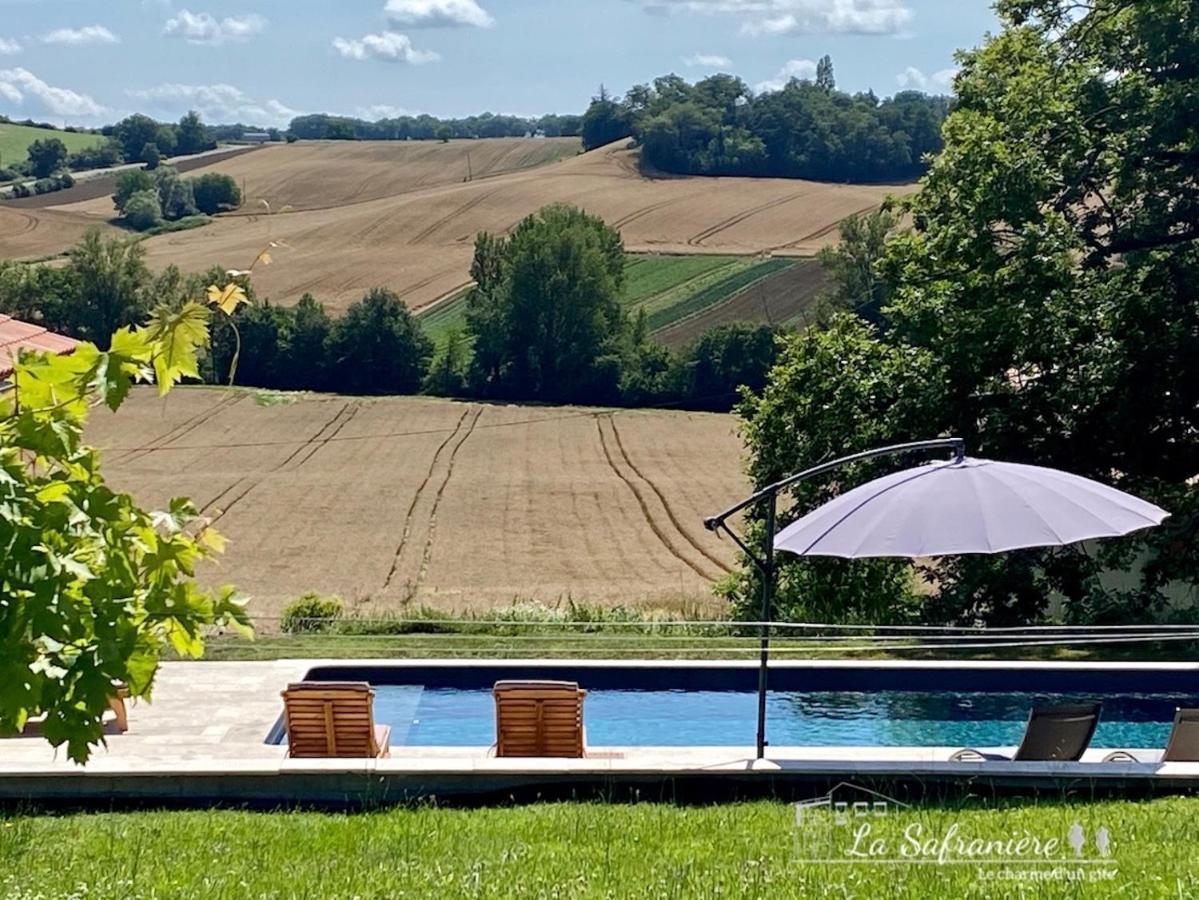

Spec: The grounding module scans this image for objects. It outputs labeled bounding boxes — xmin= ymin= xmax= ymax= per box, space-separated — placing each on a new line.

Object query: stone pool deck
xmin=2 ymin=659 xmax=1198 ymax=806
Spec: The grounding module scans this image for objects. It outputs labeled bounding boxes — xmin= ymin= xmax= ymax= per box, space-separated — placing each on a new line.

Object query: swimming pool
xmin=277 ymin=663 xmax=1199 ymax=749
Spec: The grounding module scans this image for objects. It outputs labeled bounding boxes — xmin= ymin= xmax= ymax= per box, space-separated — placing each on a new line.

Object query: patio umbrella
xmin=774 ymin=456 xmax=1169 ymax=559
xmin=704 ymin=439 xmax=1170 ymax=758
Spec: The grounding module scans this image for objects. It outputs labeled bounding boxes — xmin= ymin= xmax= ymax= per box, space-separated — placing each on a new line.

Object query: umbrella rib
xmin=985 ymin=464 xmax=1151 ymax=546
xmin=790 ymin=462 xmax=949 ymax=555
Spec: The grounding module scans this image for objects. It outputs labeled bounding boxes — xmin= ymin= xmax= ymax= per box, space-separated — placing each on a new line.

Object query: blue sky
xmin=0 ymin=0 xmax=998 ymax=127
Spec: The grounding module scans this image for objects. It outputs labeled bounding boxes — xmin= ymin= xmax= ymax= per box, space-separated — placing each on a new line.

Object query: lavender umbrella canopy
xmin=773 ymin=457 xmax=1170 ymax=559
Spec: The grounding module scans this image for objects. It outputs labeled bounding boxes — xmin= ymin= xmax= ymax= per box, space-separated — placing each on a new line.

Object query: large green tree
xmin=465 ymin=204 xmax=627 ymax=403
xmin=735 ymin=0 xmax=1199 ymax=625
xmin=27 ymin=138 xmax=67 ymax=179
xmin=326 ymin=288 xmax=432 ymax=394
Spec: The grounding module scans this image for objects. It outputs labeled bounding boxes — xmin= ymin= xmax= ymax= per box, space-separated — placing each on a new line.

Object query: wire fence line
xmin=205 ymin=615 xmax=1199 ymax=657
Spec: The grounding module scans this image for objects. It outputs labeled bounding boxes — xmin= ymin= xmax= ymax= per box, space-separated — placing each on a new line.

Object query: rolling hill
xmin=5 ymin=137 xmax=909 ymax=313
xmin=0 ymin=122 xmax=104 ymax=167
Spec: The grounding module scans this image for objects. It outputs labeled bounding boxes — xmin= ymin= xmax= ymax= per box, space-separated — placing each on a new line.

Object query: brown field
xmin=5 ymin=138 xmax=911 ymax=313
xmin=86 ymin=387 xmax=750 ymax=621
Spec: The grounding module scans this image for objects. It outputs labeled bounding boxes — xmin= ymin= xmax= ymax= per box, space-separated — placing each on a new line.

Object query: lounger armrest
xmin=374 ymin=724 xmax=391 ymax=759
xmin=1101 ymin=750 xmax=1142 ymax=763
xmin=949 ymin=748 xmax=1011 ymax=762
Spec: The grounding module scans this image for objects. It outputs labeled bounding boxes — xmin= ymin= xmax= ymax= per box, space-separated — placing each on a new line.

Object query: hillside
xmin=0 ymin=122 xmax=104 ymax=166
xmin=8 ymin=138 xmax=908 ymax=313
xmin=86 ymin=388 xmax=749 ymax=618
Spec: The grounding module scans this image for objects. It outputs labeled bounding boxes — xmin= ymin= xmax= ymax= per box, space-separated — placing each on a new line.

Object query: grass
xmin=139 ymin=214 xmax=212 ymax=238
xmin=622 ymin=254 xmax=739 ymax=305
xmin=418 ymin=285 xmax=473 ymax=355
xmin=0 ymin=122 xmax=104 ymax=165
xmin=643 ymin=257 xmax=797 ymax=332
xmin=2 ymin=797 xmax=1196 ymax=897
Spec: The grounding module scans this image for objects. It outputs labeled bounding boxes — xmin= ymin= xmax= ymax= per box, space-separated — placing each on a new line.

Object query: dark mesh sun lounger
xmin=1103 ymin=707 xmax=1199 ymax=763
xmin=950 ymin=702 xmax=1101 ymax=762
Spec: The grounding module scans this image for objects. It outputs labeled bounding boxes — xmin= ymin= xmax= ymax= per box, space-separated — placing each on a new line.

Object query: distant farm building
xmin=241 ymin=132 xmax=272 ymax=144
xmin=0 ymin=315 xmax=79 ymax=385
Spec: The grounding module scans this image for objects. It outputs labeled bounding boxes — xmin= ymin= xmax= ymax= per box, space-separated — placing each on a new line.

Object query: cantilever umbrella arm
xmin=703 ymin=437 xmax=966 ymax=760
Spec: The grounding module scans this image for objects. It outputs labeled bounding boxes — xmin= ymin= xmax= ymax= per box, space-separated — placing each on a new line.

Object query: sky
xmin=0 ymin=0 xmax=1000 ymax=128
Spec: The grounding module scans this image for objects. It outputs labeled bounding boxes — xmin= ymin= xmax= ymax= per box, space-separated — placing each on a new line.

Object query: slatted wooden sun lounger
xmin=493 ymin=680 xmax=586 ymax=758
xmin=281 ymin=682 xmax=391 ymax=758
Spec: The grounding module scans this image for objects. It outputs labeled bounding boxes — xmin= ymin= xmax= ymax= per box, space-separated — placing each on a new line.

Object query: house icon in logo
xmin=793 ymin=782 xmax=912 ymax=860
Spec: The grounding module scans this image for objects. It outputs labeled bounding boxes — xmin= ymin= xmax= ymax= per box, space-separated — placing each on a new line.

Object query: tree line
xmin=0 ymin=219 xmax=778 ymax=413
xmin=287 ymin=111 xmax=583 ymax=142
xmin=582 ymin=59 xmax=950 ymax=183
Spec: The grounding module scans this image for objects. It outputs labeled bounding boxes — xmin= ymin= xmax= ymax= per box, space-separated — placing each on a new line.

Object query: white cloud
xmin=332 ymin=32 xmax=440 ymax=64
xmin=128 ymin=83 xmax=297 ymax=126
xmin=0 ymin=67 xmax=104 ymax=117
xmin=639 ymin=1 xmax=912 ymax=36
xmin=41 ymin=25 xmax=119 ymax=46
xmin=755 ymin=58 xmax=817 ymax=92
xmin=896 ymin=65 xmax=957 ymax=91
xmin=0 ymin=37 xmax=21 ymax=54
xmin=384 ymin=0 xmax=494 ymax=29
xmin=682 ymin=53 xmax=732 ymax=68
xmin=358 ymin=103 xmax=413 ymax=119
xmin=163 ymin=10 xmax=266 ymax=45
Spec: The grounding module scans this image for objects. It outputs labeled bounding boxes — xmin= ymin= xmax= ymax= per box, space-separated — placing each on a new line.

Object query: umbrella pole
xmin=703 ymin=438 xmax=967 ymax=761
xmin=756 ymin=493 xmax=776 ymax=760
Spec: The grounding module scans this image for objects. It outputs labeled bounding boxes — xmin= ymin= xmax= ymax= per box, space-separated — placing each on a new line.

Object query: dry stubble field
xmin=4 ymin=137 xmax=908 ymax=312
xmin=87 ymin=387 xmax=749 ymax=622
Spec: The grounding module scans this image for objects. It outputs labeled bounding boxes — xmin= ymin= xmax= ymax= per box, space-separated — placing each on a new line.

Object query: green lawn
xmin=0 ymin=122 xmax=104 ymax=167
xmin=3 ymin=798 xmax=1196 ymax=898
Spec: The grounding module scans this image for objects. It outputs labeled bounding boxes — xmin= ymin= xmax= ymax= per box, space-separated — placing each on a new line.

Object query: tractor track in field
xmin=113 ymin=392 xmax=245 ymax=464
xmin=200 ymin=400 xmax=357 ymax=525
xmin=407 ymin=188 xmax=501 ymax=244
xmin=611 ymin=196 xmax=688 ymax=229
xmin=412 ymin=405 xmax=482 ymax=597
xmin=686 ymin=189 xmax=814 ymax=247
xmin=772 ymin=203 xmax=884 ymax=250
xmin=607 ymin=415 xmax=731 ymax=575
xmin=595 ymin=415 xmax=718 ymax=581
xmin=382 ymin=406 xmax=473 ymax=591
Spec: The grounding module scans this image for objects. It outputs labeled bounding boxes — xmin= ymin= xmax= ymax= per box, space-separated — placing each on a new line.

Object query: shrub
xmin=122 ymin=189 xmax=162 ymax=231
xmin=280 ymin=593 xmax=344 ymax=633
xmin=159 ymin=173 xmax=197 ymax=220
xmin=141 ymin=142 xmax=161 ymax=170
xmin=67 ymin=141 xmax=124 ymax=172
xmin=113 ymin=169 xmax=156 ymax=211
xmin=192 ymin=172 xmax=242 ymax=215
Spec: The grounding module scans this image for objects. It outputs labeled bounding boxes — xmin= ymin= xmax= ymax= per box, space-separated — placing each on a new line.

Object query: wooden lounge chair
xmin=108 ymin=681 xmax=130 ymax=733
xmin=281 ymin=682 xmax=390 ymax=758
xmin=493 ymin=680 xmax=586 ymax=758
xmin=7 ymin=680 xmax=130 ymax=737
xmin=1102 ymin=708 xmax=1199 ymax=763
xmin=950 ymin=702 xmax=1101 ymax=762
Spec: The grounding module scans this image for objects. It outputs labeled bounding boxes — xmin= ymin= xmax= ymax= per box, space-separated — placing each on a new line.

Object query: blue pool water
xmin=374 ymin=686 xmax=1198 ymax=748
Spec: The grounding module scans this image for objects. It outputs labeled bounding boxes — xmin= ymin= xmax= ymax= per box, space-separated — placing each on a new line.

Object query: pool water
xmin=374 ymin=686 xmax=1198 ymax=748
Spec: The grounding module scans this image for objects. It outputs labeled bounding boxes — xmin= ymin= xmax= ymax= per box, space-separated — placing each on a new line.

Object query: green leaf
xmin=141 ymin=302 xmax=211 ymax=395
